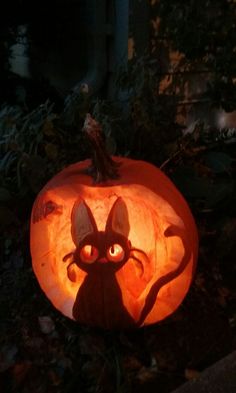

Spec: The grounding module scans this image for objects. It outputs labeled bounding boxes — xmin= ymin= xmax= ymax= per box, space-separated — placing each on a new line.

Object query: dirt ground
xmin=0 ymin=196 xmax=235 ymax=393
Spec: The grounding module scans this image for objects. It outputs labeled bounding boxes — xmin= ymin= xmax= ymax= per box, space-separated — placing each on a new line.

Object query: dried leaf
xmin=38 ymin=316 xmax=55 ymax=335
xmin=217 ymin=287 xmax=231 ymax=307
xmin=12 ymin=362 xmax=31 ymax=387
xmin=184 ymin=368 xmax=200 ymax=380
xmin=45 ymin=143 xmax=58 ymax=160
xmin=0 ymin=206 xmax=19 ymax=231
xmin=0 ymin=345 xmax=18 ymax=372
xmin=79 ymin=333 xmax=105 ymax=356
xmin=0 ymin=188 xmax=12 ymax=202
xmin=136 ymin=366 xmax=156 ymax=383
xmin=48 ymin=369 xmax=62 ymax=386
xmin=194 ymin=273 xmax=207 ymax=291
xmin=42 ymin=119 xmax=56 ymax=136
xmin=123 ymin=355 xmax=142 ymax=371
xmin=203 ymin=152 xmax=233 ymax=173
xmin=21 ymin=155 xmax=46 ymax=192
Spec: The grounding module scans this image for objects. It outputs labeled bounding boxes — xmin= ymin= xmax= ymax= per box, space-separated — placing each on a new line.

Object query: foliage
xmin=0 ymin=54 xmax=236 ymax=227
xmin=0 ymin=1 xmax=236 ymax=392
xmin=0 ymin=100 xmax=88 ymax=198
xmin=153 ymin=0 xmax=236 ymax=111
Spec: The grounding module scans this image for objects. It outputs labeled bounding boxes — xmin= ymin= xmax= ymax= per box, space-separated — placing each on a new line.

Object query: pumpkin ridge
xmin=30 ymin=116 xmax=198 ymax=329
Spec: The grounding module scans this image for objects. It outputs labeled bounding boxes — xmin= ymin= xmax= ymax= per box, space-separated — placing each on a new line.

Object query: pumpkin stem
xmin=83 ymin=113 xmax=120 ymax=183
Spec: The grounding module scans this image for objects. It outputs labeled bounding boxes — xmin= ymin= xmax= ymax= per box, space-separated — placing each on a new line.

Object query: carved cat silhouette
xmin=63 ymin=197 xmax=149 ymax=328
xmin=63 ymin=197 xmax=190 ymax=329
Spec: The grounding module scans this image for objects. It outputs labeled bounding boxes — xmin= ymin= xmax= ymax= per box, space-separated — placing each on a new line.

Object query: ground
xmin=0 ymin=181 xmax=235 ymax=393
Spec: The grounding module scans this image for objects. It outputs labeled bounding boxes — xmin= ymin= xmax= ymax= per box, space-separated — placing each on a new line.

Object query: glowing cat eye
xmin=107 ymin=244 xmax=125 ymax=262
xmin=80 ymin=245 xmax=99 ymax=264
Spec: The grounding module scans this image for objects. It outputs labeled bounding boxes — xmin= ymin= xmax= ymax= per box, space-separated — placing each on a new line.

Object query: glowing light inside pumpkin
xmin=30 ymin=157 xmax=198 ymax=329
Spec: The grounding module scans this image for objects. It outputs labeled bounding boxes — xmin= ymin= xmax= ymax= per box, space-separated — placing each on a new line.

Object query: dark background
xmin=0 ymin=1 xmax=236 ymax=392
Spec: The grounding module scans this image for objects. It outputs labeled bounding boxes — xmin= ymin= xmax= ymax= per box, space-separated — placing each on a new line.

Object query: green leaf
xmin=205 ymin=180 xmax=234 ymax=207
xmin=171 ymin=166 xmax=210 ymax=199
xmin=171 ymin=166 xmax=234 ymax=208
xmin=0 ymin=187 xmax=12 ymax=202
xmin=203 ymin=152 xmax=233 ymax=173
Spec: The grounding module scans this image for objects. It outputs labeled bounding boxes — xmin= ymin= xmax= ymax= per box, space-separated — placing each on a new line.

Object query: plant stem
xmin=83 ymin=113 xmax=120 ymax=183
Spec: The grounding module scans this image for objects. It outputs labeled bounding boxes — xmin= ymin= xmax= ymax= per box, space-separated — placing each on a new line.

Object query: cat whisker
xmin=130 ymin=248 xmax=150 ymax=263
xmin=129 ymin=254 xmax=144 ymax=277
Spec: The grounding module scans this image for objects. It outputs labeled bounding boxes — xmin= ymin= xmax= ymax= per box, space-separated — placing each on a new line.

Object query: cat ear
xmin=71 ymin=199 xmax=98 ymax=246
xmin=106 ymin=197 xmax=130 ymax=237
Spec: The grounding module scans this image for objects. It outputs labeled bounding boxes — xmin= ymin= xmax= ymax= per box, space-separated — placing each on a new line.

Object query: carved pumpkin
xmin=30 ymin=155 xmax=198 ymax=329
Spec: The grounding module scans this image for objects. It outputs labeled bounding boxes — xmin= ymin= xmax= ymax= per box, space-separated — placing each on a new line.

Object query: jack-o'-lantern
xmin=30 ymin=114 xmax=198 ymax=329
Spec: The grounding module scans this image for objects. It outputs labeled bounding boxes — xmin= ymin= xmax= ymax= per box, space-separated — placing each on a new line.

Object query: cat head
xmin=71 ymin=197 xmax=131 ymax=272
